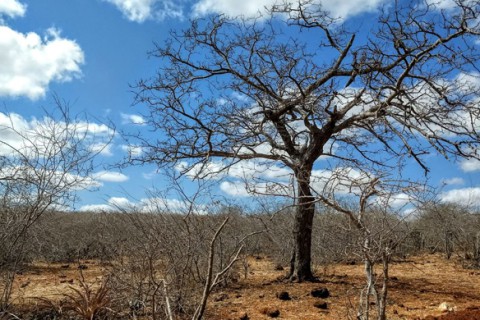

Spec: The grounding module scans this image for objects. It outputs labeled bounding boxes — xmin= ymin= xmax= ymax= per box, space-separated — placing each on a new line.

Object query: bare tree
xmin=0 ymin=102 xmax=110 ymax=310
xmin=130 ymin=0 xmax=480 ymax=281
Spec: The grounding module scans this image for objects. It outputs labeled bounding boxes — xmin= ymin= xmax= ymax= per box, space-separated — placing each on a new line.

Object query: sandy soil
xmin=206 ymin=254 xmax=480 ymax=320
xmin=8 ymin=254 xmax=480 ymax=319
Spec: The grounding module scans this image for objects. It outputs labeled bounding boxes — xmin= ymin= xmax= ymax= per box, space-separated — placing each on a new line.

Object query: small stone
xmin=239 ymin=312 xmax=249 ymax=320
xmin=314 ymin=301 xmax=328 ymax=309
xmin=276 ymin=291 xmax=291 ymax=300
xmin=274 ymin=264 xmax=284 ymax=271
xmin=438 ymin=302 xmax=456 ymax=312
xmin=261 ymin=308 xmax=280 ymax=318
xmin=311 ymin=288 xmax=330 ymax=298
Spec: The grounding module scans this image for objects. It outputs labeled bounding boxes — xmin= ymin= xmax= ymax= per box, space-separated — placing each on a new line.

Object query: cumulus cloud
xmin=79 ymin=196 xmax=206 ymax=213
xmin=176 ymin=159 xmax=292 ymax=181
xmin=0 ymin=112 xmax=113 ymax=160
xmin=0 ymin=26 xmax=84 ymax=100
xmin=89 ymin=142 xmax=113 ymax=156
xmin=103 ymin=0 xmax=183 ymax=22
xmin=442 ymin=177 xmax=465 ymax=186
xmin=193 ymin=0 xmax=387 ymax=20
xmin=440 ymin=187 xmax=480 ymax=208
xmin=121 ymin=113 xmax=146 ymax=125
xmin=0 ymin=0 xmax=26 ymax=19
xmin=310 ymin=167 xmax=372 ymax=196
xmin=219 ymin=180 xmax=290 ymax=197
xmin=460 ymin=158 xmax=480 ymax=172
xmin=121 ymin=144 xmax=143 ymax=157
xmin=78 ymin=203 xmax=113 ymax=212
xmin=92 ymin=171 xmax=129 ymax=182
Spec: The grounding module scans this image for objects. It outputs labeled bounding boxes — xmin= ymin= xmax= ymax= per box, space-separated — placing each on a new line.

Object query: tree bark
xmin=289 ymin=168 xmax=316 ymax=282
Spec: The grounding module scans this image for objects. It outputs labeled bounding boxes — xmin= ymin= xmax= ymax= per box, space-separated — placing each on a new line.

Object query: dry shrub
xmin=63 ymin=274 xmax=111 ymax=320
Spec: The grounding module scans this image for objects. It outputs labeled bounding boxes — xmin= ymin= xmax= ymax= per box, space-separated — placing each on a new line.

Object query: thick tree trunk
xmin=289 ymin=168 xmax=316 ymax=282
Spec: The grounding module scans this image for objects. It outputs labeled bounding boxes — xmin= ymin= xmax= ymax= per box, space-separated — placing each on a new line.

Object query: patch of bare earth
xmin=10 ymin=260 xmax=105 ymax=308
xmin=206 ymin=255 xmax=480 ymax=320
xmin=8 ymin=254 xmax=480 ymax=319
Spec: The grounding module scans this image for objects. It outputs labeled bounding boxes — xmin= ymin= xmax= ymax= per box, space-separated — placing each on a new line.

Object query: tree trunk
xmin=289 ymin=168 xmax=316 ymax=282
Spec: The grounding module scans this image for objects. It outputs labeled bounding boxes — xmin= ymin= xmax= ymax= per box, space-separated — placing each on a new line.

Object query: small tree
xmin=131 ymin=0 xmax=480 ymax=281
xmin=0 ymin=102 xmax=110 ymax=309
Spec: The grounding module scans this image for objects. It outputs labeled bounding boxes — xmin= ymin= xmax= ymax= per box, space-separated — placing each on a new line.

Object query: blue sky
xmin=0 ymin=0 xmax=479 ymax=212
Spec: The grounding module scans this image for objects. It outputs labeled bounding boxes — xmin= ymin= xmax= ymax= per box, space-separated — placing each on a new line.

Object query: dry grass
xmin=9 ymin=254 xmax=480 ymax=319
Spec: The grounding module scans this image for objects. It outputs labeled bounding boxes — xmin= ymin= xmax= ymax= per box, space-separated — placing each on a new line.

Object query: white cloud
xmin=176 ymin=159 xmax=292 ymax=181
xmin=90 ymin=142 xmax=113 ymax=156
xmin=108 ymin=196 xmax=135 ymax=208
xmin=384 ymin=193 xmax=412 ymax=208
xmin=425 ymin=0 xmax=457 ymax=10
xmin=104 ymin=0 xmax=183 ymax=22
xmin=121 ymin=113 xmax=146 ymax=125
xmin=311 ymin=167 xmax=372 ymax=196
xmin=460 ymin=158 xmax=480 ymax=172
xmin=0 ymin=26 xmax=84 ymax=100
xmin=0 ymin=112 xmax=113 ymax=164
xmin=121 ymin=144 xmax=143 ymax=157
xmin=193 ymin=0 xmax=387 ymax=20
xmin=193 ymin=0 xmax=273 ymax=18
xmin=442 ymin=177 xmax=465 ymax=186
xmin=220 ymin=180 xmax=290 ymax=197
xmin=79 ymin=197 xmax=134 ymax=212
xmin=440 ymin=187 xmax=480 ymax=208
xmin=79 ymin=196 xmax=206 ymax=213
xmin=93 ymin=171 xmax=129 ymax=182
xmin=220 ymin=181 xmax=250 ymax=196
xmin=0 ymin=0 xmax=26 ymax=18
xmin=79 ymin=203 xmax=113 ymax=212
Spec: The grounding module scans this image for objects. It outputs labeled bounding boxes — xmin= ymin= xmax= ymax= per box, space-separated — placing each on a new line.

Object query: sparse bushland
xmin=0 ymin=102 xmax=112 ymax=311
xmin=2 ymin=198 xmax=478 ymax=319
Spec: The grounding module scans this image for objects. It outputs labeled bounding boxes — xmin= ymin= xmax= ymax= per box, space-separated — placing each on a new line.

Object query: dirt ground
xmin=205 ymin=254 xmax=480 ymax=320
xmin=8 ymin=254 xmax=480 ymax=319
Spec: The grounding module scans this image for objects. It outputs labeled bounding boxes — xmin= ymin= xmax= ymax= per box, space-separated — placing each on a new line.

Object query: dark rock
xmin=314 ymin=301 xmax=328 ymax=309
xmin=261 ymin=308 xmax=280 ymax=318
xmin=239 ymin=313 xmax=249 ymax=320
xmin=311 ymin=288 xmax=330 ymax=298
xmin=77 ymin=264 xmax=88 ymax=270
xmin=276 ymin=291 xmax=291 ymax=300
xmin=274 ymin=264 xmax=284 ymax=271
xmin=61 ymin=264 xmax=70 ymax=269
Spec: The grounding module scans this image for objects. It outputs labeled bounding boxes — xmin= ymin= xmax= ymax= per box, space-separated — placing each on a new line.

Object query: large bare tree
xmin=132 ymin=0 xmax=480 ymax=281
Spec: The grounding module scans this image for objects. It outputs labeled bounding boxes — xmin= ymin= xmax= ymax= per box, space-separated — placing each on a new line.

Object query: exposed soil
xmin=206 ymin=254 xmax=480 ymax=320
xmin=7 ymin=254 xmax=480 ymax=319
xmin=424 ymin=307 xmax=480 ymax=320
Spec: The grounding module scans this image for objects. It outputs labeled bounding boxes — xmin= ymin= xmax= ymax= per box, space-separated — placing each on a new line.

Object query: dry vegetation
xmin=6 ymin=254 xmax=480 ymax=320
xmin=2 ymin=203 xmax=480 ymax=319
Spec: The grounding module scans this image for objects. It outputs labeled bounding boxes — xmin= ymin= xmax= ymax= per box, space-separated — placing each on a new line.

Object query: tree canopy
xmin=131 ymin=0 xmax=480 ymax=280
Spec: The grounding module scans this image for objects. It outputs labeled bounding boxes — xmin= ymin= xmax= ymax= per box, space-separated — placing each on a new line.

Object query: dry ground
xmin=8 ymin=254 xmax=480 ymax=319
